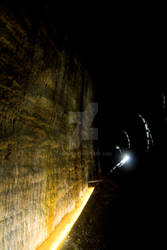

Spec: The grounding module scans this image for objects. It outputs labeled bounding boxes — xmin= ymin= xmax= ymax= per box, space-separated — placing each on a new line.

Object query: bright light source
xmin=121 ymin=155 xmax=130 ymax=165
xmin=117 ymin=154 xmax=130 ymax=168
xmin=109 ymin=154 xmax=130 ymax=174
xmin=37 ymin=187 xmax=94 ymax=250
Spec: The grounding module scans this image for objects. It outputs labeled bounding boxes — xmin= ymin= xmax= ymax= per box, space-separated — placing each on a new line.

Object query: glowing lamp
xmin=121 ymin=155 xmax=130 ymax=165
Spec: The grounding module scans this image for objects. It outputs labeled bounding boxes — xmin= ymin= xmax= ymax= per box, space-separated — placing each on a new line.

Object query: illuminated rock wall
xmin=0 ymin=3 xmax=96 ymax=249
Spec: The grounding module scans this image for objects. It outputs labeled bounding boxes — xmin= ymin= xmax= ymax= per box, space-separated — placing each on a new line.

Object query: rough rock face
xmin=0 ymin=3 xmax=97 ymax=249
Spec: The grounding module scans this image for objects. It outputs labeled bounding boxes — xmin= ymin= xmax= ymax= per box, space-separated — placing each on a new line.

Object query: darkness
xmin=1 ymin=1 xmax=167 ymax=248
xmin=46 ymin=4 xmax=167 ymax=247
xmin=49 ymin=4 xmax=167 ymax=247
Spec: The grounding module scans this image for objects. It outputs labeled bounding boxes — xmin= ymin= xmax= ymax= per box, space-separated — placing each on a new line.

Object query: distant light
xmin=115 ymin=145 xmax=122 ymax=153
xmin=116 ymin=154 xmax=130 ymax=168
xmin=109 ymin=154 xmax=131 ymax=174
xmin=37 ymin=187 xmax=94 ymax=250
xmin=121 ymin=155 xmax=130 ymax=165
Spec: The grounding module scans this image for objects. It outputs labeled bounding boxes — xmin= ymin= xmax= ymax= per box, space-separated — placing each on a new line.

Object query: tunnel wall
xmin=0 ymin=4 xmax=96 ymax=249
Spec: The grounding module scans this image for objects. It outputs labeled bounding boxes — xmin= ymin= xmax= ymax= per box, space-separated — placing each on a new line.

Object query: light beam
xmin=109 ymin=154 xmax=130 ymax=173
xmin=120 ymin=155 xmax=130 ymax=165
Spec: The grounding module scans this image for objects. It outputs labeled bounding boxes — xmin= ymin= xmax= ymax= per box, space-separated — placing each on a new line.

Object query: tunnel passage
xmin=0 ymin=3 xmax=98 ymax=249
xmin=0 ymin=2 xmax=167 ymax=250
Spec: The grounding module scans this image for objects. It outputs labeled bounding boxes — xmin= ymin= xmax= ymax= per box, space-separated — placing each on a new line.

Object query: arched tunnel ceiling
xmin=41 ymin=2 xmax=166 ymax=152
xmin=0 ymin=3 xmax=166 ymax=249
xmin=3 ymin=1 xmax=166 ymax=152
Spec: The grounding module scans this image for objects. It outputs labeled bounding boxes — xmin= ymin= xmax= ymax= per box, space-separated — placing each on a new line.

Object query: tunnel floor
xmin=61 ymin=170 xmax=164 ymax=250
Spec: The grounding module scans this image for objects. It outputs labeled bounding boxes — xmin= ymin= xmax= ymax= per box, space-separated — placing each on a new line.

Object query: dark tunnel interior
xmin=0 ymin=1 xmax=166 ymax=249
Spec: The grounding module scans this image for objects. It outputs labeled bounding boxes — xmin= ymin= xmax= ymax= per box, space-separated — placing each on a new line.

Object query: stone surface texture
xmin=0 ymin=3 xmax=96 ymax=249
